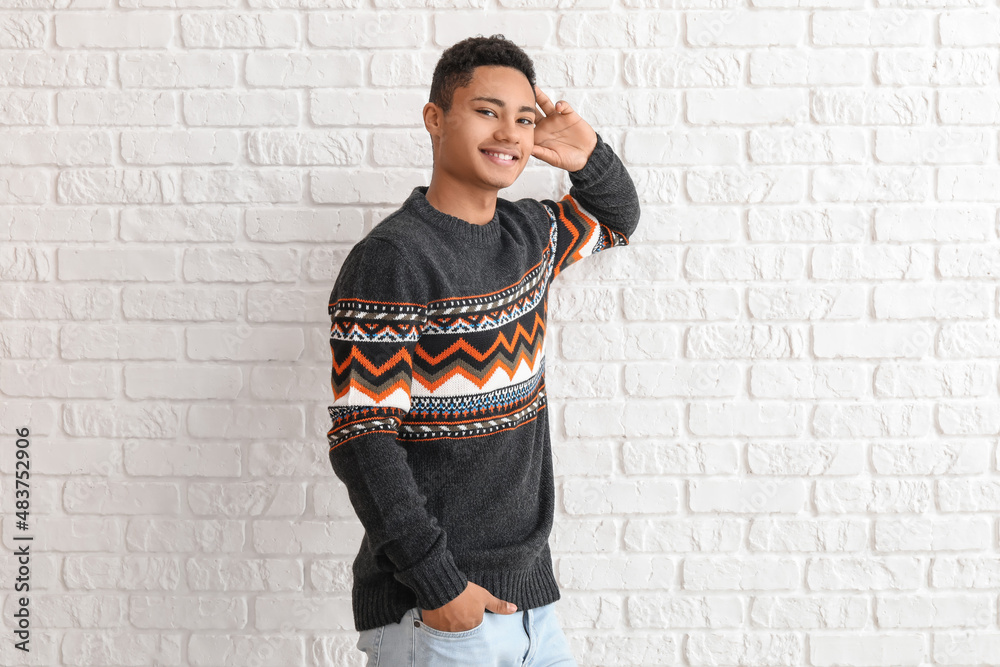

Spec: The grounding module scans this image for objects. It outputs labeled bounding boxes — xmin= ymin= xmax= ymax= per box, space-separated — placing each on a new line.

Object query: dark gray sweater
xmin=327 ymin=132 xmax=641 ymax=632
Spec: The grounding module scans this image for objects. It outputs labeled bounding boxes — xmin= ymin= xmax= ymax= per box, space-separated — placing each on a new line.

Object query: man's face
xmin=424 ymin=65 xmax=536 ymax=191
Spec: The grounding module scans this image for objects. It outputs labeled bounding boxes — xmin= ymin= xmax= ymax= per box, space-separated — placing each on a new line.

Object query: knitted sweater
xmin=327 ymin=132 xmax=641 ymax=633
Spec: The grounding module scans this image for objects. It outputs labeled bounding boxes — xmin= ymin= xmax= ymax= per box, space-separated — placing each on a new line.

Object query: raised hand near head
xmin=530 ymin=84 xmax=599 ymax=173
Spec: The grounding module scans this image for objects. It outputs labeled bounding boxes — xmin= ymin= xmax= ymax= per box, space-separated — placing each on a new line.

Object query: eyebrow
xmin=470 ymin=96 xmax=538 ymax=118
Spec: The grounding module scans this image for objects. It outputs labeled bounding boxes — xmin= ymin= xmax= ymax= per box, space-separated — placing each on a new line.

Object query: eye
xmin=477 ymin=109 xmax=535 ymax=126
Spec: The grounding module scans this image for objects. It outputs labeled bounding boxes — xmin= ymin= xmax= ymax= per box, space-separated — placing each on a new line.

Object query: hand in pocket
xmin=419 ymin=581 xmax=518 ymax=632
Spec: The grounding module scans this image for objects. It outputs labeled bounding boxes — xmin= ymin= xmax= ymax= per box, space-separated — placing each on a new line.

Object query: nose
xmin=494 ymin=117 xmax=521 ymax=141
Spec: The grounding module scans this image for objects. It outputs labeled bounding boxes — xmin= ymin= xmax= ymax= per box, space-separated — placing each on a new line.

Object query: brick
xmin=684 ymin=557 xmax=800 ymax=590
xmin=747 ymin=207 xmax=867 ymax=242
xmin=54 ymin=13 xmax=173 ymax=48
xmin=122 ymin=130 xmax=239 ymax=165
xmin=747 ymin=441 xmax=864 ymax=474
xmin=689 ymin=402 xmax=807 ymax=436
xmin=624 ymin=362 xmax=741 ymax=397
xmin=813 ymin=403 xmax=932 ymax=436
xmin=624 ymin=518 xmax=742 ymax=552
xmin=58 ymin=247 xmax=177 ymax=281
xmin=0 ymin=130 xmax=112 ymax=166
xmin=688 ymin=11 xmax=805 ymax=46
xmin=749 ymin=596 xmax=867 ymax=629
xmin=624 ymin=129 xmax=740 ymax=165
xmin=748 ymin=518 xmax=867 ymax=551
xmin=812 ymin=10 xmax=929 ymax=45
xmin=748 ymin=285 xmax=864 ymax=319
xmin=308 ymin=11 xmax=425 ymax=48
xmin=624 ymin=51 xmax=742 ymax=88
xmin=560 ymin=12 xmax=677 ymax=48
xmin=119 ymin=52 xmax=236 ymax=88
xmin=749 ymin=49 xmax=866 ymax=85
xmin=874 ymin=206 xmax=993 ymax=241
xmin=124 ymin=365 xmax=243 ymax=399
xmin=180 ymin=13 xmax=298 ymax=48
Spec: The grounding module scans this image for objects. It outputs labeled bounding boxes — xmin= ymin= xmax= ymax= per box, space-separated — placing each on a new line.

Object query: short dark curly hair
xmin=429 ymin=34 xmax=536 ymax=115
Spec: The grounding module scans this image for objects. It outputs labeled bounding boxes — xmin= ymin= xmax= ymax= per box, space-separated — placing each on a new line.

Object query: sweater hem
xmin=352 ymin=549 xmax=561 ymax=632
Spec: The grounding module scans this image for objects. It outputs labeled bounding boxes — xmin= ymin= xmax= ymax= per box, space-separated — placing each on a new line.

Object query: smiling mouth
xmin=480 ymin=150 xmax=518 ymax=165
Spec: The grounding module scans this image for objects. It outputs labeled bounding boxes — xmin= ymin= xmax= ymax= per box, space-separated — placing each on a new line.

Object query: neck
xmin=424 ymin=171 xmax=499 ymax=226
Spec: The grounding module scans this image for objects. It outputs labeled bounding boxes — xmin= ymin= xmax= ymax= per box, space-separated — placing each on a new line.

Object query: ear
xmin=422 ymin=102 xmax=442 ymax=134
xmin=423 ymin=103 xmax=446 ymax=158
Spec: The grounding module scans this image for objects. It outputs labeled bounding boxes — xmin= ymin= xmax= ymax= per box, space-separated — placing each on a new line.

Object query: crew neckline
xmin=406 ymin=186 xmax=504 ymax=245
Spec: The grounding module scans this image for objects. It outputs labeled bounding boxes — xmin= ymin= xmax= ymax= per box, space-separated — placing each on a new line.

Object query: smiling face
xmin=423 ymin=65 xmax=537 ymax=192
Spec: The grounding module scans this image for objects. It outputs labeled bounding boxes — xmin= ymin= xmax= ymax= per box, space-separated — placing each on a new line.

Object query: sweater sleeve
xmin=326 ymin=237 xmax=469 ymax=610
xmin=538 ymin=131 xmax=641 ymax=279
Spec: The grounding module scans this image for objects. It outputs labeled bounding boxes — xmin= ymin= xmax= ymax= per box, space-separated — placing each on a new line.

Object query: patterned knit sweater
xmin=327 ymin=132 xmax=641 ymax=632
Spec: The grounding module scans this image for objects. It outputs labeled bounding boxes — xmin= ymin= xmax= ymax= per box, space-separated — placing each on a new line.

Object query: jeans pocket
xmin=415 ymin=610 xmax=487 ymax=640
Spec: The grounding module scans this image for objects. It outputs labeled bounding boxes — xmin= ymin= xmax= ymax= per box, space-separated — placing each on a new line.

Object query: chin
xmin=495 ymin=177 xmax=519 ymax=190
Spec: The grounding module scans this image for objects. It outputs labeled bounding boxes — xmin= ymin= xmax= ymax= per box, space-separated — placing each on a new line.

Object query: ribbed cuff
xmin=568 ymin=131 xmax=614 ymax=179
xmin=392 ymin=545 xmax=469 ymax=610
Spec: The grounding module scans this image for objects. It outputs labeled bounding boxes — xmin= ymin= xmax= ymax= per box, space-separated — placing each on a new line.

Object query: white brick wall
xmin=1 ymin=3 xmax=999 ymax=665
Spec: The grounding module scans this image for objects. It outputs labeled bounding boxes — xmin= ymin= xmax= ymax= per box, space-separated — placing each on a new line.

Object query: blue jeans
xmin=356 ymin=602 xmax=578 ymax=666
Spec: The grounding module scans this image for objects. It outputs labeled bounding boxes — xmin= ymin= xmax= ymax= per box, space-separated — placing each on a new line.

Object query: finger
xmin=531 ymin=143 xmax=559 ymax=164
xmin=556 ymin=100 xmax=575 ymax=116
xmin=533 ymin=84 xmax=557 ymax=117
xmin=535 ymin=86 xmax=575 ymax=118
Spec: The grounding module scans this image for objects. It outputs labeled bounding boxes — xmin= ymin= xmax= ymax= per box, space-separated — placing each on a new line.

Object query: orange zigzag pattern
xmin=332 ymin=342 xmax=542 ymax=403
xmin=415 ymin=312 xmax=545 ymax=391
xmin=416 ymin=340 xmax=543 ymax=393
xmin=552 ymin=195 xmax=601 ymax=275
xmin=331 ymin=346 xmax=412 ymax=402
xmin=332 ymin=312 xmax=546 ymax=400
xmin=417 ymin=311 xmax=545 ymax=366
xmin=332 ymin=374 xmax=412 ymax=404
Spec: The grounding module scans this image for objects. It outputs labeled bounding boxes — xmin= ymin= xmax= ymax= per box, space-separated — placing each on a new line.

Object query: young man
xmin=327 ymin=35 xmax=640 ymax=665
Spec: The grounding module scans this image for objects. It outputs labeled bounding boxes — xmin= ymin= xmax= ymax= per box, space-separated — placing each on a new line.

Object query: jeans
xmin=356 ymin=602 xmax=578 ymax=666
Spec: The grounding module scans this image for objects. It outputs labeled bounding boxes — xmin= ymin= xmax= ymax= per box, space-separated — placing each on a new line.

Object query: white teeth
xmin=484 ymin=150 xmax=514 ymax=161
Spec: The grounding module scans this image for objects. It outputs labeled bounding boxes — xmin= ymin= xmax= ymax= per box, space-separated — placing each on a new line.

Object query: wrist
xmin=569 ymin=133 xmax=599 ymax=174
